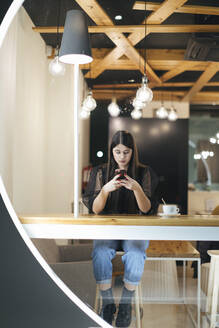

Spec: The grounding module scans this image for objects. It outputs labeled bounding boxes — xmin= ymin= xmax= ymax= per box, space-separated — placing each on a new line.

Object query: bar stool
xmin=206 ymin=250 xmax=219 ymax=328
xmin=94 ymin=251 xmax=143 ymax=328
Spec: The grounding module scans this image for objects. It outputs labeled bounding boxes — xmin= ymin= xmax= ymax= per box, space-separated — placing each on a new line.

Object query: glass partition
xmin=1 ymin=2 xmax=219 ymax=328
xmin=189 ymin=115 xmax=219 ymax=191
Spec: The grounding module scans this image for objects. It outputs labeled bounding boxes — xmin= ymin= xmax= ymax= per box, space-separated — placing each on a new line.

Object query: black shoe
xmin=115 ymin=303 xmax=132 ymax=327
xmin=101 ymin=303 xmax=116 ymax=325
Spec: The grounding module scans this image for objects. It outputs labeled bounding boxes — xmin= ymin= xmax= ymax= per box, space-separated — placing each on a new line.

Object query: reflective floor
xmin=128 ymin=304 xmax=195 ymax=328
xmin=110 ymin=264 xmax=200 ymax=328
xmin=35 ymin=239 xmax=209 ymax=328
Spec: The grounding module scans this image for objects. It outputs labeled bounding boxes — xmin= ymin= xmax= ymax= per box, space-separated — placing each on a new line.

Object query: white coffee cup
xmin=162 ymin=204 xmax=180 ymax=215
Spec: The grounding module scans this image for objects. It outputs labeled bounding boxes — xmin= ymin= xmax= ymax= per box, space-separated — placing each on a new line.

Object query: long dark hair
xmin=107 ymin=130 xmax=139 ymax=181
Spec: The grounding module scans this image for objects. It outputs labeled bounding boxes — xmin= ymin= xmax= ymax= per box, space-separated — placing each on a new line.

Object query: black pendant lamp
xmin=59 ymin=10 xmax=92 ymax=65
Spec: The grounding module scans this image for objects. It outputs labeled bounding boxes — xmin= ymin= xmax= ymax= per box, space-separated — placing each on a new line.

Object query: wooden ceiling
xmin=26 ymin=0 xmax=219 ymax=107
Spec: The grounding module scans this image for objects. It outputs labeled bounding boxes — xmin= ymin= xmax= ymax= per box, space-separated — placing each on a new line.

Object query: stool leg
xmin=135 ymin=285 xmax=141 ymax=328
xmin=206 ymin=257 xmax=216 ymax=314
xmin=210 ymin=259 xmax=219 ymax=328
xmin=183 ymin=260 xmax=186 ymax=301
xmin=197 ymin=258 xmax=201 ymax=328
xmin=138 ymin=281 xmax=143 ymax=317
xmin=94 ymin=285 xmax=101 ymax=314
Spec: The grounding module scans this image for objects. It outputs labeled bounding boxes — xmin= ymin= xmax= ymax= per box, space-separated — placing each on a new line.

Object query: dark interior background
xmin=90 ymin=108 xmax=188 ymax=214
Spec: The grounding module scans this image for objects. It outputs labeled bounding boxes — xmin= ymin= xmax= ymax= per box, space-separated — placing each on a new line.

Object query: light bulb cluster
xmin=155 ymin=105 xmax=178 ymax=121
xmin=80 ymin=89 xmax=97 ymax=120
xmin=194 ymin=151 xmax=214 ymax=160
xmin=130 ymin=74 xmax=153 ymax=120
xmin=209 ymin=132 xmax=219 ymax=144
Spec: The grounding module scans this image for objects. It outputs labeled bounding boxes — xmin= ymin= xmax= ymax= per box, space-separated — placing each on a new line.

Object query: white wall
xmin=44 ymin=65 xmax=75 ymax=213
xmin=12 ymin=8 xmax=47 ymax=213
xmin=0 ymin=7 xmax=90 ymax=214
xmin=0 ymin=12 xmax=17 ymax=201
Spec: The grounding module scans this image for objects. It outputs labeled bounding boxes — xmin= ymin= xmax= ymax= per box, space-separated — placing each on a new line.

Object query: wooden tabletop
xmin=147 ymin=240 xmax=200 ymax=258
xmin=19 ymin=214 xmax=219 ymax=227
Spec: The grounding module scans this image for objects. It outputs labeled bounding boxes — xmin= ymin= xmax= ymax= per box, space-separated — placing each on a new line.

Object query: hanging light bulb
xmin=136 ymin=75 xmax=153 ymax=104
xmin=210 ymin=137 xmax=216 ymax=144
xmin=168 ymin=107 xmax=178 ymax=121
xmin=82 ymin=89 xmax=96 ymax=111
xmin=108 ymin=98 xmax=120 ymax=117
xmin=49 ymin=56 xmax=66 ymax=76
xmin=80 ymin=107 xmax=90 ymax=120
xmin=132 ymin=97 xmax=144 ymax=109
xmin=131 ymin=108 xmax=142 ymax=120
xmin=156 ymin=105 xmax=168 ymax=119
xmin=49 ymin=1 xmax=66 ymax=76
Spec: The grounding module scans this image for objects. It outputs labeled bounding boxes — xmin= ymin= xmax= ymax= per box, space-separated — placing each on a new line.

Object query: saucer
xmin=158 ymin=212 xmax=181 ymax=217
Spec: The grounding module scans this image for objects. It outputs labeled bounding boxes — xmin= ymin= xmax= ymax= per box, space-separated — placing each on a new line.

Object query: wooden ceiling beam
xmin=74 ymin=0 xmax=160 ymax=84
xmin=160 ymin=61 xmax=203 ymax=82
xmin=191 ymin=92 xmax=219 ymax=104
xmin=133 ymin=1 xmax=219 ymax=16
xmin=82 ymin=0 xmax=187 ymax=80
xmin=93 ymin=81 xmax=219 ymax=89
xmin=92 ymin=89 xmax=219 ymax=104
xmin=33 ymin=24 xmax=219 ymax=34
xmin=182 ymin=63 xmax=219 ymax=102
xmin=81 ymin=58 xmax=212 ymax=72
xmin=145 ymin=0 xmax=188 ymax=25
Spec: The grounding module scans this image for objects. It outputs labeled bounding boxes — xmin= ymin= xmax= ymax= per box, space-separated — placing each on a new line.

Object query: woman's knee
xmin=123 ymin=240 xmax=149 ymax=253
xmin=123 ymin=251 xmax=146 ymax=283
xmin=123 ymin=249 xmax=146 ymax=266
xmin=92 ymin=244 xmax=116 ymax=262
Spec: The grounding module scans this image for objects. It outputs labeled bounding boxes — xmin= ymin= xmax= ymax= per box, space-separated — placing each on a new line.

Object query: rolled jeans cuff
xmin=123 ymin=277 xmax=140 ymax=286
xmin=96 ymin=278 xmax=112 ymax=285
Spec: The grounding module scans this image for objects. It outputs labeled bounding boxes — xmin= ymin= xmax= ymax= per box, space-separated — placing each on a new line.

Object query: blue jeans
xmin=92 ymin=240 xmax=149 ymax=286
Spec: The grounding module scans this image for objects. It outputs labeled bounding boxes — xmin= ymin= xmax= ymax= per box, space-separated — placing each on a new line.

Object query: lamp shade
xmin=59 ymin=10 xmax=93 ymax=64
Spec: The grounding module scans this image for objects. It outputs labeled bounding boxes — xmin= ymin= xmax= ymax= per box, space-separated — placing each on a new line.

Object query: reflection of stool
xmin=206 ymin=250 xmax=219 ymax=328
xmin=94 ymin=251 xmax=143 ymax=328
xmin=146 ymin=241 xmax=201 ymax=328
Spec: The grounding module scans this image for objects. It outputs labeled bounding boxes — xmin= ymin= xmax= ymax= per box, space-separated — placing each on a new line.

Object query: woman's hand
xmin=119 ymin=174 xmax=140 ymax=191
xmin=120 ymin=174 xmax=151 ymax=213
xmin=102 ymin=174 xmax=123 ymax=193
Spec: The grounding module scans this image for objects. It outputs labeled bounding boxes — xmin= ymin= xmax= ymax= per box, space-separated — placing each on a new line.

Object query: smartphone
xmin=115 ymin=169 xmax=127 ymax=180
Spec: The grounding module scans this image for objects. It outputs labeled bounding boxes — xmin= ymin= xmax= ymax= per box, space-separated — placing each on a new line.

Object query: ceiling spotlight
xmin=82 ymin=89 xmax=97 ymax=111
xmin=115 ymin=15 xmax=122 ymax=20
xmin=128 ymin=79 xmax=135 ymax=83
xmin=131 ymin=109 xmax=142 ymax=120
xmin=108 ymin=98 xmax=120 ymax=117
xmin=156 ymin=105 xmax=168 ymax=119
xmin=168 ymin=107 xmax=178 ymax=121
xmin=49 ymin=56 xmax=66 ymax=76
xmin=136 ymin=75 xmax=153 ymax=104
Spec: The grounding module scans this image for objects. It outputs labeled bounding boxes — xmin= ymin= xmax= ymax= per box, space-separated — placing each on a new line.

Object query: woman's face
xmin=112 ymin=144 xmax=133 ymax=170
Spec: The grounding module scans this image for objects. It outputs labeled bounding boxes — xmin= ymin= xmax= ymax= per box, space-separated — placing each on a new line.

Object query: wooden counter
xmin=20 ymin=214 xmax=219 ymax=226
xmin=19 ymin=214 xmax=219 ymax=241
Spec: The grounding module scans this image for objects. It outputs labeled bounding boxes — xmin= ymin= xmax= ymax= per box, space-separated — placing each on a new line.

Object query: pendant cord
xmin=56 ymin=0 xmax=61 ymax=56
xmin=144 ymin=1 xmax=147 ymax=76
xmin=89 ymin=62 xmax=92 ymax=89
